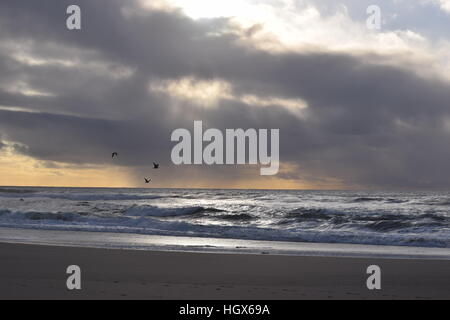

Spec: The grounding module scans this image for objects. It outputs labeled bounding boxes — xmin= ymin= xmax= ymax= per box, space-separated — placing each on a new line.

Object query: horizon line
xmin=1 ymin=185 xmax=449 ymax=192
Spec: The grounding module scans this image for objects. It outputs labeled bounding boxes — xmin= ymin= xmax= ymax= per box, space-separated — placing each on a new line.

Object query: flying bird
xmin=112 ymin=152 xmax=118 ymax=158
xmin=153 ymin=162 xmax=160 ymax=169
xmin=144 ymin=178 xmax=151 ymax=184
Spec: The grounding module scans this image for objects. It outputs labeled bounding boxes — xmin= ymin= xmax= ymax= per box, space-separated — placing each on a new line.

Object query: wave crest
xmin=124 ymin=206 xmax=225 ymax=217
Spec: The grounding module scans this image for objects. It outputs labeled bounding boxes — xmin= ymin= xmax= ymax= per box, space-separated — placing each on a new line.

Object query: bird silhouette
xmin=112 ymin=152 xmax=118 ymax=158
xmin=144 ymin=178 xmax=151 ymax=184
xmin=153 ymin=162 xmax=160 ymax=169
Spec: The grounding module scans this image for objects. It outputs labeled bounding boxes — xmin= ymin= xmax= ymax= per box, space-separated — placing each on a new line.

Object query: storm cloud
xmin=1 ymin=0 xmax=450 ymax=189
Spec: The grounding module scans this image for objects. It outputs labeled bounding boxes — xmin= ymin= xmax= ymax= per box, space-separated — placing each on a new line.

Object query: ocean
xmin=0 ymin=187 xmax=449 ymax=249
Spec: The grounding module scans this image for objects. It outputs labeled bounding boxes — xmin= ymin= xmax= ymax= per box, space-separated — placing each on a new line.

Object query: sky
xmin=1 ymin=0 xmax=450 ymax=189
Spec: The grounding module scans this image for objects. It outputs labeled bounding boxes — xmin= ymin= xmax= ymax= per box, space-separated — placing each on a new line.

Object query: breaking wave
xmin=0 ymin=188 xmax=450 ymax=248
xmin=125 ymin=205 xmax=226 ymax=217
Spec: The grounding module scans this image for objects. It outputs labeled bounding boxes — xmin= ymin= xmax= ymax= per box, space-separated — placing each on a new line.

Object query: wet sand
xmin=0 ymin=243 xmax=449 ymax=300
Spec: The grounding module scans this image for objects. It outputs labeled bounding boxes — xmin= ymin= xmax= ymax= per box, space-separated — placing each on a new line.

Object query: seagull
xmin=153 ymin=162 xmax=160 ymax=169
xmin=144 ymin=178 xmax=151 ymax=184
xmin=112 ymin=152 xmax=118 ymax=158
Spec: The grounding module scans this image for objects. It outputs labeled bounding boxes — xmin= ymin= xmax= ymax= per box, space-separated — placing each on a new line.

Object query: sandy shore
xmin=0 ymin=243 xmax=449 ymax=300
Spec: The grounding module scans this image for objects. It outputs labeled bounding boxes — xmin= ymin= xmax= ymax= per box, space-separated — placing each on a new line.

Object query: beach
xmin=1 ymin=187 xmax=449 ymax=300
xmin=2 ymin=0 xmax=450 ymax=303
xmin=1 ymin=242 xmax=449 ymax=300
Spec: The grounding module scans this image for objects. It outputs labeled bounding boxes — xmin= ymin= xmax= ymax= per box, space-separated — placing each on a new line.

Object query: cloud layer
xmin=1 ymin=0 xmax=450 ymax=189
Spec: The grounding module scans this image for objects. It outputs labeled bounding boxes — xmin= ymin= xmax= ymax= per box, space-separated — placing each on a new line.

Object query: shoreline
xmin=0 ymin=242 xmax=449 ymax=300
xmin=1 ymin=227 xmax=450 ymax=260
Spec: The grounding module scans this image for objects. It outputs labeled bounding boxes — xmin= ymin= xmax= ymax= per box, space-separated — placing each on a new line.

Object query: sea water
xmin=0 ymin=187 xmax=449 ymax=249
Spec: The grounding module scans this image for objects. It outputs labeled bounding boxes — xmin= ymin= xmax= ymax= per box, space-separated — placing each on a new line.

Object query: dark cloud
xmin=1 ymin=0 xmax=450 ymax=188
